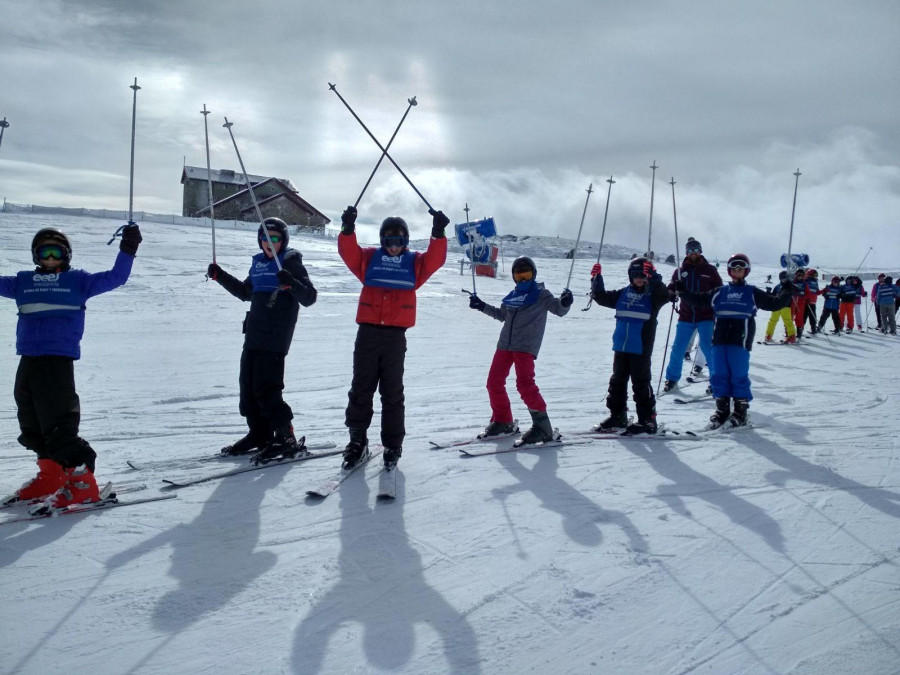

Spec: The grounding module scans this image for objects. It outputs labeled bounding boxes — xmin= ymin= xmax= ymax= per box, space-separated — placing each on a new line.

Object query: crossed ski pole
xmin=354 ymin=96 xmax=417 ymax=208
xmin=329 ymin=82 xmax=436 ymax=214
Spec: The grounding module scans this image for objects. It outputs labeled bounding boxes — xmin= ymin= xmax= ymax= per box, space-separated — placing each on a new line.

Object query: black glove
xmin=591 ymin=274 xmax=605 ymax=295
xmin=207 ymin=263 xmax=222 ymax=281
xmin=341 ymin=206 xmax=357 ymax=235
xmin=119 ymin=224 xmax=142 ymax=256
xmin=277 ymin=269 xmax=297 ymax=288
xmin=674 ymin=280 xmax=687 ymax=293
xmin=560 ymin=289 xmax=573 ymax=307
xmin=429 ymin=209 xmax=450 ymax=238
xmin=469 ymin=294 xmax=486 ymax=311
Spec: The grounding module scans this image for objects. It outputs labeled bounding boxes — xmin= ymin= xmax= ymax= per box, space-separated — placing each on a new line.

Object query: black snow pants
xmin=239 ymin=348 xmax=292 ymax=439
xmin=606 ymin=350 xmax=656 ymax=423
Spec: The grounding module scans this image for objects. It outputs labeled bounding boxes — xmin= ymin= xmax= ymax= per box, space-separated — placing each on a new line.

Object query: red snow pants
xmin=486 ymin=349 xmax=546 ymax=423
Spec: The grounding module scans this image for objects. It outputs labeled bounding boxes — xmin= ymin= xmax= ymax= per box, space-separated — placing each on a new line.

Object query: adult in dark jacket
xmin=678 ymin=253 xmax=792 ymax=429
xmin=208 ymin=218 xmax=317 ymax=461
xmin=663 ymin=237 xmax=722 ymax=391
xmin=590 ymin=257 xmax=670 ymax=435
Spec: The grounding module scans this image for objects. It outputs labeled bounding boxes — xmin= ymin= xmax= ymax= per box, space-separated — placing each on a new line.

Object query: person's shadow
xmin=106 ymin=468 xmax=282 ymax=643
xmin=292 ymin=471 xmax=482 ymax=673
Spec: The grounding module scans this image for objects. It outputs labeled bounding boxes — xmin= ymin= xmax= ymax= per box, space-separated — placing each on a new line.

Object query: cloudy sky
xmin=2 ymin=1 xmax=899 ymax=267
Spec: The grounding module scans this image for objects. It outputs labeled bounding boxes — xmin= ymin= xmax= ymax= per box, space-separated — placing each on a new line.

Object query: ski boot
xmin=35 ymin=464 xmax=100 ymax=512
xmin=730 ymin=399 xmax=750 ymax=427
xmin=253 ymin=425 xmax=306 ymax=465
xmin=707 ymin=397 xmax=731 ymax=430
xmin=479 ymin=420 xmax=518 ymax=438
xmin=10 ymin=458 xmax=68 ymax=503
xmin=592 ymin=410 xmax=629 ymax=433
xmin=663 ymin=379 xmax=678 ymax=393
xmin=691 ymin=365 xmax=704 ymax=377
xmin=623 ymin=415 xmax=658 ymax=436
xmin=383 ymin=447 xmax=402 ymax=470
xmin=342 ymin=428 xmax=369 ymax=469
xmin=221 ymin=429 xmax=269 ymax=457
xmin=518 ymin=410 xmax=555 ymax=445
xmin=784 ymin=335 xmax=797 ymax=344
xmin=763 ymin=334 xmax=774 ymax=343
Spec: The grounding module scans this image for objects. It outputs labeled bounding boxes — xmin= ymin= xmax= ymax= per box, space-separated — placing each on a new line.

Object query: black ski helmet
xmin=31 ymin=227 xmax=72 ymax=265
xmin=727 ymin=253 xmax=751 ymax=277
xmin=511 ymin=256 xmax=537 ymax=280
xmin=628 ymin=257 xmax=654 ymax=281
xmin=379 ymin=217 xmax=409 ymax=249
xmin=258 ymin=217 xmax=289 ymax=250
xmin=778 ymin=270 xmax=788 ymax=282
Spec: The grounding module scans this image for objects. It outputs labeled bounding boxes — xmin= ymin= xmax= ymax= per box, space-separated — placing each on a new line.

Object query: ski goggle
xmin=381 ymin=235 xmax=407 ymax=249
xmin=513 ymin=269 xmax=534 ymax=282
xmin=728 ymin=259 xmax=750 ymax=270
xmin=260 ymin=234 xmax=282 ymax=244
xmin=35 ymin=244 xmax=66 ymax=260
xmin=685 ymin=243 xmax=702 ymax=254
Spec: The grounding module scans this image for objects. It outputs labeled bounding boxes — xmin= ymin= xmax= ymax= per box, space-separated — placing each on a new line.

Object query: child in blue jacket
xmin=0 ymin=225 xmax=141 ymax=509
xmin=677 ymin=253 xmax=792 ymax=429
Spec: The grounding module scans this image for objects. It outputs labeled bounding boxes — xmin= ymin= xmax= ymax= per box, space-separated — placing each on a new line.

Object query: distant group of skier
xmin=2 ymin=216 xmax=899 ymax=511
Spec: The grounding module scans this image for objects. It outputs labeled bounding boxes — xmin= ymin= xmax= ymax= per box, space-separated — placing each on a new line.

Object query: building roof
xmin=181 ymin=166 xmax=297 ymax=192
xmin=195 ymin=177 xmax=331 ymax=224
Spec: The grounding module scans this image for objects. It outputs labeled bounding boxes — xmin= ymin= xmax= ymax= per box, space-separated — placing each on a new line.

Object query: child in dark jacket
xmin=678 ymin=253 xmax=792 ymax=429
xmin=818 ymin=276 xmax=843 ymax=333
xmin=468 ymin=256 xmax=572 ymax=444
xmin=208 ymin=218 xmax=317 ymax=462
xmin=0 ymin=224 xmax=141 ymax=510
xmin=590 ymin=257 xmax=670 ymax=435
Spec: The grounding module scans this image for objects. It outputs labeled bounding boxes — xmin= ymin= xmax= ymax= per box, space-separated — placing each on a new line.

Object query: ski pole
xmin=646 ymin=161 xmax=658 ymax=258
xmin=222 ymin=117 xmax=282 ymax=272
xmin=201 ymin=104 xmax=217 ymax=266
xmin=354 ymin=96 xmax=417 ymax=208
xmin=328 ymin=82 xmax=434 ymax=212
xmin=0 ymin=117 xmax=9 ymax=152
xmin=785 ymin=169 xmax=801 ymax=273
xmin=464 ymin=203 xmax=477 ymax=295
xmin=108 ymin=78 xmax=140 ymax=245
xmin=582 ymin=176 xmax=615 ymax=311
xmin=564 ymin=183 xmax=593 ymax=290
xmin=852 ymin=246 xmax=873 ymax=275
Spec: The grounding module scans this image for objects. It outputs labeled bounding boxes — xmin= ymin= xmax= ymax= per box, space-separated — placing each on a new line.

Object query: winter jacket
xmin=339 ymin=232 xmax=447 ymax=329
xmin=680 ymin=281 xmax=790 ymax=351
xmin=591 ymin=273 xmax=671 ymax=355
xmin=819 ymin=283 xmax=843 ymax=310
xmin=0 ymin=251 xmax=134 ymax=359
xmin=804 ymin=279 xmax=819 ymax=303
xmin=215 ymin=248 xmax=316 ymax=354
xmin=668 ymin=255 xmax=721 ymax=323
xmin=877 ymin=283 xmax=900 ymax=305
xmin=839 ymin=282 xmax=859 ymax=304
xmin=477 ymin=282 xmax=569 ymax=357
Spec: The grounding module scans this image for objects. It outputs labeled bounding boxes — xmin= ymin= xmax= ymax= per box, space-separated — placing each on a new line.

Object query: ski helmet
xmin=628 ymin=257 xmax=654 ymax=281
xmin=379 ymin=216 xmax=409 ymax=249
xmin=726 ymin=253 xmax=751 ymax=277
xmin=258 ymin=217 xmax=289 ymax=250
xmin=793 ymin=267 xmax=805 ymax=278
xmin=511 ymin=256 xmax=537 ymax=281
xmin=806 ymin=268 xmax=818 ymax=279
xmin=778 ymin=271 xmax=788 ymax=282
xmin=31 ymin=227 xmax=72 ymax=265
xmin=831 ymin=275 xmax=840 ymax=283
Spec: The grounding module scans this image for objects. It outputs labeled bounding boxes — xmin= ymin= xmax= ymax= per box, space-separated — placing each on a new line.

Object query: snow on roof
xmin=181 ymin=166 xmax=297 ymax=191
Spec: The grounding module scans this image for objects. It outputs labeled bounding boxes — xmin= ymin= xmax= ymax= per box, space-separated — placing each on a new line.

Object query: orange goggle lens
xmin=513 ymin=269 xmax=534 ymax=282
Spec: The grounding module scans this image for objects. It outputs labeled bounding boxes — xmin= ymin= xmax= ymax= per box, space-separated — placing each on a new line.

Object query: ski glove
xmin=341 ymin=206 xmax=357 ymax=235
xmin=591 ymin=263 xmax=602 ymax=278
xmin=469 ymin=294 xmax=486 ymax=311
xmin=277 ymin=268 xmax=299 ymax=289
xmin=560 ymin=289 xmax=573 ymax=307
xmin=207 ymin=263 xmax=222 ymax=281
xmin=119 ymin=224 xmax=142 ymax=256
xmin=429 ymin=209 xmax=450 ymax=238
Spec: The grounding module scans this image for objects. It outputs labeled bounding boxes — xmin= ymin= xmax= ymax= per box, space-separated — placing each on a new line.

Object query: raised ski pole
xmin=786 ymin=168 xmax=801 ymax=273
xmin=564 ymin=183 xmax=593 ymax=290
xmin=582 ymin=176 xmax=615 ymax=311
xmin=354 ymin=96 xmax=417 ymax=208
xmin=0 ymin=117 xmax=9 ymax=152
xmin=646 ymin=160 xmax=658 ymax=258
xmin=465 ymin=203 xmax=477 ymax=294
xmin=328 ymin=82 xmax=435 ymax=212
xmin=201 ymin=104 xmax=217 ymax=265
xmin=656 ymin=177 xmax=680 ymax=395
xmin=108 ymin=78 xmax=141 ymax=245
xmin=222 ymin=117 xmax=282 ymax=272
xmin=853 ymin=246 xmax=874 ymax=329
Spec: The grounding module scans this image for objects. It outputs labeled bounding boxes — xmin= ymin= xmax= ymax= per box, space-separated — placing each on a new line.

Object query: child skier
xmin=790 ymin=268 xmax=808 ymax=338
xmin=207 ymin=218 xmax=317 ymax=461
xmin=846 ymin=275 xmax=866 ymax=331
xmin=838 ymin=276 xmax=860 ymax=332
xmin=677 ymin=253 xmax=793 ymax=429
xmin=589 ymin=257 xmax=670 ymax=435
xmin=662 ymin=237 xmax=721 ymax=392
xmin=0 ymin=224 xmax=142 ymax=509
xmin=818 ymin=276 xmax=843 ymax=333
xmin=803 ymin=268 xmax=820 ymax=334
xmin=467 ymin=256 xmax=573 ymax=444
xmin=877 ymin=276 xmax=898 ymax=335
xmin=763 ymin=271 xmax=797 ymax=343
xmin=338 ymin=206 xmax=449 ymax=469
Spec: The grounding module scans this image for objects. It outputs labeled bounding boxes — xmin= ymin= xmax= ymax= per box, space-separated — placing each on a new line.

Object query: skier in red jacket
xmin=338 ymin=206 xmax=449 ymax=470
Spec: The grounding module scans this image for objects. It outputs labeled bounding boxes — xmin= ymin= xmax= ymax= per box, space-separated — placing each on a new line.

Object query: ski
xmin=429 ymin=420 xmax=520 ymax=450
xmin=570 ymin=424 xmax=706 ymax=441
xmin=126 ymin=440 xmax=337 ymax=471
xmin=686 ymin=419 xmax=764 ymax=437
xmin=673 ymin=393 xmax=713 ymax=404
xmin=160 ymin=446 xmax=345 ymax=489
xmin=459 ymin=430 xmax=569 ymax=456
xmin=1 ymin=482 xmax=175 ymax=525
xmin=685 ymin=375 xmax=708 ymax=383
xmin=1 ymin=481 xmax=148 ymax=510
xmin=377 ymin=466 xmax=398 ymax=500
xmin=306 ymin=448 xmax=384 ymax=499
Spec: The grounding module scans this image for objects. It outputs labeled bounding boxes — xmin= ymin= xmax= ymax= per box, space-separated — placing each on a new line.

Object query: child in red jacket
xmin=337 ymin=206 xmax=449 ymax=469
